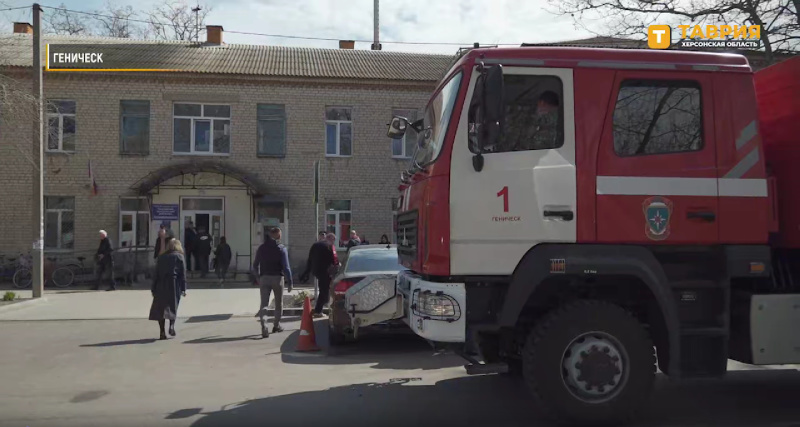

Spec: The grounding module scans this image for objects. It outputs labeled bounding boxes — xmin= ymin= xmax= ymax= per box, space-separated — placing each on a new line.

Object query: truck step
xmin=465 ymin=362 xmax=509 ymax=376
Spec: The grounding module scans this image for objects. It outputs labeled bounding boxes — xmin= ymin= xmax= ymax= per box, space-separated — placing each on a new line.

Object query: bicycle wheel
xmin=52 ymin=266 xmax=75 ymax=288
xmin=12 ymin=268 xmax=32 ymax=289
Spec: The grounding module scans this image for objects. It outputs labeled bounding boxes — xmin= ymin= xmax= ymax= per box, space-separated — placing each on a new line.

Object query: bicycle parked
xmin=5 ymin=253 xmax=78 ymax=289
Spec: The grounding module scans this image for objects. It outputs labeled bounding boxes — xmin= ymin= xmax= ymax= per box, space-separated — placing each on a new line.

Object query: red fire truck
xmin=345 ymin=48 xmax=799 ymax=425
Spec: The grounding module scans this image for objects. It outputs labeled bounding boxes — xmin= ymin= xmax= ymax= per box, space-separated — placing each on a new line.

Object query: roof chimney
xmin=13 ymin=22 xmax=33 ymax=34
xmin=339 ymin=40 xmax=355 ymax=50
xmin=371 ymin=0 xmax=382 ymax=50
xmin=206 ymin=25 xmax=223 ymax=45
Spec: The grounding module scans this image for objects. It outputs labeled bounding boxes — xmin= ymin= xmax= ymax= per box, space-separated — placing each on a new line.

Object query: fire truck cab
xmin=347 ymin=48 xmax=800 ymax=425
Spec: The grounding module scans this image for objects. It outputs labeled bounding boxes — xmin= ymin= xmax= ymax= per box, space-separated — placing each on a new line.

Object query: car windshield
xmin=345 ymin=249 xmax=405 ymax=274
xmin=413 ymin=71 xmax=463 ymax=167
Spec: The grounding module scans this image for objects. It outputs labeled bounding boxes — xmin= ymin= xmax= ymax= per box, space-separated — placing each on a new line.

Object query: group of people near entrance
xmin=92 ymin=225 xmax=390 ymax=340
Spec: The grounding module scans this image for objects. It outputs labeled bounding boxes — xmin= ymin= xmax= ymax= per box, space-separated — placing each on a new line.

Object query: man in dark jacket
xmin=252 ymin=227 xmax=293 ymax=338
xmin=196 ymin=226 xmax=212 ymax=278
xmin=184 ymin=221 xmax=197 ymax=271
xmin=300 ymin=233 xmax=338 ymax=318
xmin=92 ymin=230 xmax=116 ymax=291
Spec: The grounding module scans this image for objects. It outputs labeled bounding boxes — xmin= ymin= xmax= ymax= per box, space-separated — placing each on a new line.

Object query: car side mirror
xmin=387 ymin=117 xmax=408 ymax=139
xmin=470 ymin=64 xmax=504 ymax=172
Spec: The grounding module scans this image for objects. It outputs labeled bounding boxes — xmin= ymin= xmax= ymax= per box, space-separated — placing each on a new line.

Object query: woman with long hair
xmin=149 ymin=239 xmax=187 ymax=340
xmin=379 ymin=234 xmax=390 ymax=245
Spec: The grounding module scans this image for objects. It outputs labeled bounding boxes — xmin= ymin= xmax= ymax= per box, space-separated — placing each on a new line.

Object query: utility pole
xmin=31 ymin=3 xmax=44 ymax=298
xmin=191 ymin=4 xmax=202 ymax=42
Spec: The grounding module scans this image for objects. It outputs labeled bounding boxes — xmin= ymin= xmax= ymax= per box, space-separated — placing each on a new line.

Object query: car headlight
xmin=414 ymin=291 xmax=461 ymax=320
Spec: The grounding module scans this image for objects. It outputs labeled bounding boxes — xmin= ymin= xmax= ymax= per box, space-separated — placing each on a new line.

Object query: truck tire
xmin=522 ymin=300 xmax=655 ymax=426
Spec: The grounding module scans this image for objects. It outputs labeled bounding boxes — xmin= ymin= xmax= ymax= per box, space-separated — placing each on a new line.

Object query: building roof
xmin=0 ymin=34 xmax=453 ymax=82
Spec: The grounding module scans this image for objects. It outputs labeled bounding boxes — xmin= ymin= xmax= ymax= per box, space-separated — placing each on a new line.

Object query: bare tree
xmin=44 ymin=3 xmax=93 ymax=36
xmin=147 ymin=0 xmax=211 ymax=41
xmin=550 ymin=0 xmax=799 ymax=64
xmin=0 ymin=73 xmax=55 ymax=171
xmin=94 ymin=2 xmax=140 ymax=38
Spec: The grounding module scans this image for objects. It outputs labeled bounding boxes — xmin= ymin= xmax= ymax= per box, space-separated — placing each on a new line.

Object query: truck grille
xmin=396 ymin=210 xmax=418 ymax=260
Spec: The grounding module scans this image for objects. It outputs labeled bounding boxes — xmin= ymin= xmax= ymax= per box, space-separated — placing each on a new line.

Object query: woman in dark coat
xmin=149 ymin=239 xmax=187 ymax=340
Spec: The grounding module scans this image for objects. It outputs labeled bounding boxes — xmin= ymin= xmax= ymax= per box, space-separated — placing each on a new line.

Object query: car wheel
xmin=522 ymin=300 xmax=655 ymax=426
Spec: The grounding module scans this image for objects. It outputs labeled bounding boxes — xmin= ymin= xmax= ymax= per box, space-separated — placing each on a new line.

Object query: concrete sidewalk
xmin=0 ymin=288 xmax=322 ymax=321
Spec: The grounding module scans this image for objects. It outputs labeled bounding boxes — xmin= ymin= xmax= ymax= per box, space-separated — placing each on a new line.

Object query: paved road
xmin=1 ymin=314 xmax=799 ymax=427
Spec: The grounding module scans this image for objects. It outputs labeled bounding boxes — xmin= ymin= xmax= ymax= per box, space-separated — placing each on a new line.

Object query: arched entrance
xmin=129 ymin=161 xmax=286 ymax=275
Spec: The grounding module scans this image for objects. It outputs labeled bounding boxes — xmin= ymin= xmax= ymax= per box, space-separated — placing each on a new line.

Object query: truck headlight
xmin=413 ymin=291 xmax=461 ymax=321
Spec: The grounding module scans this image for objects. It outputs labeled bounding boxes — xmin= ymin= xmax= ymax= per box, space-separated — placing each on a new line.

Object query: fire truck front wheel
xmin=522 ymin=300 xmax=656 ymax=426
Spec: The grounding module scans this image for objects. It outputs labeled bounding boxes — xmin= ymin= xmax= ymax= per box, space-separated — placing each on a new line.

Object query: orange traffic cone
xmin=296 ymin=296 xmax=320 ymax=352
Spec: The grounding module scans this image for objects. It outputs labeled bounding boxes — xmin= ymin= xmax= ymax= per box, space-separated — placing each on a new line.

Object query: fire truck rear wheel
xmin=522 ymin=300 xmax=655 ymax=426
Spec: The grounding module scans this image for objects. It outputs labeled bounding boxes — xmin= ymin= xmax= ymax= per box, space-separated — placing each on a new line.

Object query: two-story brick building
xmin=0 ymin=24 xmax=452 ymax=271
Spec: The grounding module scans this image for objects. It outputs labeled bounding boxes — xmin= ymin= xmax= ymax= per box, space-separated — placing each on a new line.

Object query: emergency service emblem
xmin=643 ymin=196 xmax=673 ymax=241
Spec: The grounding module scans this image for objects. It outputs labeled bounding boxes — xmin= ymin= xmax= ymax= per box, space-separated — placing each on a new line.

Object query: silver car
xmin=328 ymin=244 xmax=406 ymax=345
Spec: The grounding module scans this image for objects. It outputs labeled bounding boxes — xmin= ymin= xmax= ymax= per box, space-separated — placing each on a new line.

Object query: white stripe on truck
xmin=596 ymin=176 xmax=767 ymax=197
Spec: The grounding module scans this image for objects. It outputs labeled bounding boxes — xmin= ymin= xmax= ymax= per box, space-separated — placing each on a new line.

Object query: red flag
xmin=88 ymin=159 xmax=98 ymax=197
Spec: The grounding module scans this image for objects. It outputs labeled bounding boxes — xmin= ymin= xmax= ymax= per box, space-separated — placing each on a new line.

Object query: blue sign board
xmin=151 ymin=204 xmax=180 ymax=221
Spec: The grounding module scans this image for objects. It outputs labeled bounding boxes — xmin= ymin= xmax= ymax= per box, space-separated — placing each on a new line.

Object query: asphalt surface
xmin=1 ymin=314 xmax=799 ymax=427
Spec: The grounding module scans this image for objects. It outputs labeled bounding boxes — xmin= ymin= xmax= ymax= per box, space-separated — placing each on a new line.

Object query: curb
xmin=0 ymin=297 xmax=46 ymax=313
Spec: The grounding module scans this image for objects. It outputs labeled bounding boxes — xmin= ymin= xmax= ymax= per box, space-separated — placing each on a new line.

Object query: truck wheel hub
xmin=561 ymin=332 xmax=627 ymax=402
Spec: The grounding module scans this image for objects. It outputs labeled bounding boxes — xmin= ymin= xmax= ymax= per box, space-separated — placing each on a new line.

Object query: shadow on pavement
xmin=80 ymin=338 xmax=156 ymax=347
xmin=184 ymin=314 xmax=234 ymax=323
xmin=278 ymin=319 xmax=464 ymax=370
xmin=182 ymin=376 xmax=538 ymax=427
xmin=178 ymin=369 xmax=800 ymax=427
xmin=183 ymin=335 xmax=262 ymax=344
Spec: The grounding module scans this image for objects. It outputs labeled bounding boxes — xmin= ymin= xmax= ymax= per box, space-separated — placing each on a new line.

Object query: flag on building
xmin=88 ymin=159 xmax=98 ymax=197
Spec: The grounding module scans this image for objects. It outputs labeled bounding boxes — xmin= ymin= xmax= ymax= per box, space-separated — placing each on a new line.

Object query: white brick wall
xmin=0 ymin=71 xmax=435 ymax=267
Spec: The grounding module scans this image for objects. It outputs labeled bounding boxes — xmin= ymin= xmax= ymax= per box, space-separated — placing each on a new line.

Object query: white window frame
xmin=119 ymin=198 xmax=150 ymax=249
xmin=325 ymin=200 xmax=352 ymax=248
xmin=325 ymin=106 xmax=353 ymax=157
xmin=46 ymin=100 xmax=76 ymax=153
xmin=391 ymin=108 xmax=418 ymax=159
xmin=172 ymin=103 xmax=231 ymax=156
xmin=44 ymin=196 xmax=75 ymax=251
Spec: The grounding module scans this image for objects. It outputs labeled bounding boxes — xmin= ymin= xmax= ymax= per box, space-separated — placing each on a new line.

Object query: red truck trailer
xmin=345 ymin=50 xmax=799 ymax=426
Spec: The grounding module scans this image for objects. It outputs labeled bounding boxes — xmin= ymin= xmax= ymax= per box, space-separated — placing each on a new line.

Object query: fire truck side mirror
xmin=482 ymin=64 xmax=505 ymax=143
xmin=387 ymin=117 xmax=407 ymax=139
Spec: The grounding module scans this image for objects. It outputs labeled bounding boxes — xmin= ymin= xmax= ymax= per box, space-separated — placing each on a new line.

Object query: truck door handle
xmin=543 ymin=210 xmax=574 ymax=221
xmin=687 ymin=211 xmax=716 ymax=222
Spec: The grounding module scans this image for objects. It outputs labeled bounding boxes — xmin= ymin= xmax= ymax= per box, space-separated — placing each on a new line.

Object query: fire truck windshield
xmin=413 ymin=71 xmax=463 ymax=167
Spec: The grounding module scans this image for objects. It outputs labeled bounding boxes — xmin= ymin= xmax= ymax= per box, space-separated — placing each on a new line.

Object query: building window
xmin=120 ymin=100 xmax=150 ymax=155
xmin=119 ymin=198 xmax=150 ymax=248
xmin=325 ymin=107 xmax=352 ymax=157
xmin=44 ymin=196 xmax=74 ymax=250
xmin=480 ymin=75 xmax=564 ymax=153
xmin=325 ymin=199 xmax=352 ymax=247
xmin=257 ymin=104 xmax=286 ymax=157
xmin=173 ymin=103 xmax=231 ymax=155
xmin=613 ymin=80 xmax=703 ymax=156
xmin=46 ymin=100 xmax=76 ymax=152
xmin=391 ymin=108 xmax=418 ymax=158
xmin=391 ymin=197 xmax=399 ymax=244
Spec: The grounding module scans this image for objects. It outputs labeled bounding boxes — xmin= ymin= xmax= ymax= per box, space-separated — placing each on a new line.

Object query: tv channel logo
xmin=648 ymin=25 xmax=671 ymax=49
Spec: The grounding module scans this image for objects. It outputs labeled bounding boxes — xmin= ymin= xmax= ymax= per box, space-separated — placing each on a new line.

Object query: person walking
xmin=196 ymin=226 xmax=212 ymax=278
xmin=92 ymin=230 xmax=116 ymax=291
xmin=252 ymin=227 xmax=293 ymax=338
xmin=317 ymin=231 xmax=327 ymax=242
xmin=184 ymin=221 xmax=197 ymax=272
xmin=214 ymin=236 xmax=232 ymax=284
xmin=300 ymin=233 xmax=338 ymax=318
xmin=379 ymin=234 xmax=390 ymax=245
xmin=149 ymin=239 xmax=187 ymax=340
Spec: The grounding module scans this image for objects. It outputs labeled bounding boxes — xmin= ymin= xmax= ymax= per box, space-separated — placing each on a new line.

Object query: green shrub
xmin=2 ymin=291 xmax=16 ymax=301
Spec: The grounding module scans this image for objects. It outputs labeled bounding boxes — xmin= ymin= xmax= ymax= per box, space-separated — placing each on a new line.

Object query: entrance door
xmin=450 ymin=66 xmax=577 ymax=275
xmin=180 ymin=197 xmax=224 ymax=247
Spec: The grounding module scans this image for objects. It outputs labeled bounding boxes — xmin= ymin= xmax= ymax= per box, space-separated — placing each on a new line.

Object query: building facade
xmin=0 ymin=26 xmax=453 ymax=272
